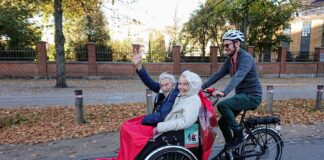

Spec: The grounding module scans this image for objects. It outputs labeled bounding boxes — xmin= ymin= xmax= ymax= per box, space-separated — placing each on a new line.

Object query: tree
xmin=147 ymin=31 xmax=167 ymax=62
xmin=182 ymin=4 xmax=210 ymax=61
xmin=0 ymin=2 xmax=41 ymax=47
xmin=246 ymin=0 xmax=298 ymax=61
xmin=182 ymin=0 xmax=299 ymax=61
xmin=54 ymin=0 xmax=67 ymax=87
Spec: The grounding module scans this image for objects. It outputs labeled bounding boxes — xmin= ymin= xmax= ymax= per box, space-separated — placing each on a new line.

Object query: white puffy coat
xmin=157 ymin=71 xmax=202 ymax=133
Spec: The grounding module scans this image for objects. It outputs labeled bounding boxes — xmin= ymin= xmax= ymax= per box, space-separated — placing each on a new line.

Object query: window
xmin=302 ymin=22 xmax=311 ymax=37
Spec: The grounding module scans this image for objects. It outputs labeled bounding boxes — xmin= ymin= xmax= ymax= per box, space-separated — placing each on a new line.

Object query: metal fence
xmin=142 ymin=51 xmax=172 ymax=62
xmin=0 ymin=47 xmax=36 ymax=61
xmin=286 ymin=51 xmax=315 ymax=62
xmin=255 ymin=52 xmax=279 ymax=62
xmin=110 ymin=49 xmax=132 ymax=62
xmin=96 ymin=46 xmax=113 ymax=62
xmin=181 ymin=49 xmax=210 ymax=62
xmin=65 ymin=46 xmax=88 ymax=62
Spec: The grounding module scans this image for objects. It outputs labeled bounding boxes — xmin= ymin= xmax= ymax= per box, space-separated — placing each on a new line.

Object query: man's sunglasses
xmin=223 ymin=43 xmax=233 ymax=48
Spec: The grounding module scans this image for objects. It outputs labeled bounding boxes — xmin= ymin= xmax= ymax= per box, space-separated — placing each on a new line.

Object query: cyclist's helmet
xmin=222 ymin=30 xmax=244 ymax=42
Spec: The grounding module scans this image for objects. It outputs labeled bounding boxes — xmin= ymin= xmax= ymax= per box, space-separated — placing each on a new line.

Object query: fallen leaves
xmin=0 ymin=99 xmax=323 ymax=145
xmin=0 ymin=103 xmax=145 ymax=144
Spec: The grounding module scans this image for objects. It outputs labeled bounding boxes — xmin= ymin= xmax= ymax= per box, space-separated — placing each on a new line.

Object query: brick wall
xmin=0 ymin=61 xmax=322 ymax=78
xmin=0 ymin=62 xmax=38 ymax=77
xmin=180 ymin=63 xmax=212 ymax=76
xmin=0 ymin=43 xmax=323 ymax=78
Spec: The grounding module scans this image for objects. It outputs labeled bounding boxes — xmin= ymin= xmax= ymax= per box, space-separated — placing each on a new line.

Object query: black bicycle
xmin=207 ymin=90 xmax=284 ymax=160
xmin=133 ymin=89 xmax=283 ymax=160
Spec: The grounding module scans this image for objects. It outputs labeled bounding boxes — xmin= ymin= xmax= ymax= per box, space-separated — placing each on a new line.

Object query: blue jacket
xmin=136 ymin=67 xmax=179 ymax=126
xmin=202 ymin=49 xmax=262 ymax=96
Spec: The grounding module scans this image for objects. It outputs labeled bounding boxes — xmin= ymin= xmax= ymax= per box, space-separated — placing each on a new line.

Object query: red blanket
xmin=98 ymin=91 xmax=217 ymax=160
xmin=117 ymin=116 xmax=154 ymax=160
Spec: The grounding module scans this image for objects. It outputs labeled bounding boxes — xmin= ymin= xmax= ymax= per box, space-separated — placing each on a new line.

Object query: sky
xmin=103 ymin=0 xmax=205 ymax=44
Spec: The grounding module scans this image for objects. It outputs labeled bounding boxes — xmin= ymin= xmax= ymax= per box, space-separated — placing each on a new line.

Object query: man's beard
xmin=226 ymin=48 xmax=236 ymax=57
xmin=163 ymin=90 xmax=171 ymax=96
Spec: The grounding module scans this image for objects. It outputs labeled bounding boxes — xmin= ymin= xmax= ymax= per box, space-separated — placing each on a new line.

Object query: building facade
xmin=289 ymin=0 xmax=324 ymax=54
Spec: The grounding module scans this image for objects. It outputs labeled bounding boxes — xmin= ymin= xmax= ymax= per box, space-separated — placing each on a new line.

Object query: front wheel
xmin=241 ymin=128 xmax=283 ymax=160
xmin=144 ymin=145 xmax=197 ymax=160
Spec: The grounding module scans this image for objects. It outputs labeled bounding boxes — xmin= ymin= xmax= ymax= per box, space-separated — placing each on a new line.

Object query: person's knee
xmin=217 ymin=101 xmax=227 ymax=113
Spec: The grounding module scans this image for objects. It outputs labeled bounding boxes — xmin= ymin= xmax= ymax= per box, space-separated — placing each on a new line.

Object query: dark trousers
xmin=217 ymin=93 xmax=261 ymax=143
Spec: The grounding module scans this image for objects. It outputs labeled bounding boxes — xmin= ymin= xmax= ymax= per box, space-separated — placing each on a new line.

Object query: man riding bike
xmin=201 ymin=30 xmax=262 ymax=149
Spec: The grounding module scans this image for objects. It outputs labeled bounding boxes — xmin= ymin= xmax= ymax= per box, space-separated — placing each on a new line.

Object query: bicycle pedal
xmin=225 ymin=151 xmax=234 ymax=160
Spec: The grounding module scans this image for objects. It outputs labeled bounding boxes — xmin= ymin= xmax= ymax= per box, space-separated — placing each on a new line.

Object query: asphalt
xmin=0 ymin=77 xmax=323 ymax=160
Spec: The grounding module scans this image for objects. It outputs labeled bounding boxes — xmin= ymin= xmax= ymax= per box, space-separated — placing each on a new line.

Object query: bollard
xmin=316 ymin=85 xmax=323 ymax=110
xmin=267 ymin=85 xmax=274 ymax=114
xmin=146 ymin=89 xmax=153 ymax=114
xmin=75 ymin=90 xmax=85 ymax=124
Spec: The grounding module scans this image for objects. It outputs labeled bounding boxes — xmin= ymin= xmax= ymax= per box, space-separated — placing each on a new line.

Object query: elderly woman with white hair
xmin=113 ymin=71 xmax=203 ymax=160
xmin=154 ymin=70 xmax=202 ymax=134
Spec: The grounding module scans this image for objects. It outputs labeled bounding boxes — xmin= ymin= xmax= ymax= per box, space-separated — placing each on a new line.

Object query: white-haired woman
xmin=112 ymin=71 xmax=202 ymax=160
xmin=154 ymin=70 xmax=202 ymax=134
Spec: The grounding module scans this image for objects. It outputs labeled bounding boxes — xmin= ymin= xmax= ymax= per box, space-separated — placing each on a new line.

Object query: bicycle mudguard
xmin=245 ymin=115 xmax=280 ymax=127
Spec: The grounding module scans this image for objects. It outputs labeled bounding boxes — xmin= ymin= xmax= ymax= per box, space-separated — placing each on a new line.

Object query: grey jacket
xmin=202 ymin=49 xmax=262 ymax=96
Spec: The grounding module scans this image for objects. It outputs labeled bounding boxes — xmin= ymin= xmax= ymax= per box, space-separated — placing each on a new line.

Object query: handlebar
xmin=203 ymin=88 xmax=221 ymax=106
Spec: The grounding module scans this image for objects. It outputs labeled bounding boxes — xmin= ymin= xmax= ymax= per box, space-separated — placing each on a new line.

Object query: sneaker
xmin=226 ymin=129 xmax=245 ymax=149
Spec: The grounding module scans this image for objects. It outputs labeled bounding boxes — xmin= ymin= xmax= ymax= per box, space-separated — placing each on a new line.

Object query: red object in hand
xmin=206 ymin=87 xmax=216 ymax=94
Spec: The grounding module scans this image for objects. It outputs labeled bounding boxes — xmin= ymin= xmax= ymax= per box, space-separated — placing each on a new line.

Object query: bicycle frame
xmin=210 ymin=110 xmax=282 ymax=160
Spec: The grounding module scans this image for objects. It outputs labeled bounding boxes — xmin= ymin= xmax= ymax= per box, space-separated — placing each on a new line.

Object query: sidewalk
xmin=0 ymin=77 xmax=323 ymax=107
xmin=1 ymin=123 xmax=324 ymax=160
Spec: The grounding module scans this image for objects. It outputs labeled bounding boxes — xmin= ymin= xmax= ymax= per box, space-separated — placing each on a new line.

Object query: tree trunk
xmin=54 ymin=0 xmax=67 ymax=88
xmin=201 ymin=43 xmax=206 ymax=62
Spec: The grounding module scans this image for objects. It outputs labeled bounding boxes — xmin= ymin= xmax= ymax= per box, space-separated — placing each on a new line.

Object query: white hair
xmin=159 ymin=72 xmax=176 ymax=85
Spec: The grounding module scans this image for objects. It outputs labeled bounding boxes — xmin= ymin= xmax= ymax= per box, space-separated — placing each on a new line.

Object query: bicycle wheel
xmin=241 ymin=128 xmax=283 ymax=160
xmin=144 ymin=145 xmax=197 ymax=160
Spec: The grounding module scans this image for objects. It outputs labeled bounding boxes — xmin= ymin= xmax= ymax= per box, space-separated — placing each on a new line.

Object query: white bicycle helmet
xmin=222 ymin=30 xmax=245 ymax=42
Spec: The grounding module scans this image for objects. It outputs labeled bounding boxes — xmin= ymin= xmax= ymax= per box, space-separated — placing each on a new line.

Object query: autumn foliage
xmin=0 ymin=99 xmax=323 ymax=144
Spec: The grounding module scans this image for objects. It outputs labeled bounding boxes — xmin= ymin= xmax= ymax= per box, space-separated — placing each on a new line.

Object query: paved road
xmin=0 ymin=78 xmax=323 ymax=108
xmin=1 ymin=123 xmax=324 ymax=160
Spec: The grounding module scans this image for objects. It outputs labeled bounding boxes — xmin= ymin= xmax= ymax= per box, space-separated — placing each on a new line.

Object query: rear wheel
xmin=144 ymin=145 xmax=197 ymax=160
xmin=241 ymin=128 xmax=282 ymax=160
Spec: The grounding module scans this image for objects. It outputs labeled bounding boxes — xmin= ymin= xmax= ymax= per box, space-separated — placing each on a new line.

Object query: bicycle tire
xmin=144 ymin=145 xmax=197 ymax=160
xmin=241 ymin=128 xmax=283 ymax=160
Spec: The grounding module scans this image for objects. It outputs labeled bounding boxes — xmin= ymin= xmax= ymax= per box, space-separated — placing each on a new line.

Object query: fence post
xmin=146 ymin=89 xmax=154 ymax=114
xmin=315 ymin=47 xmax=324 ymax=77
xmin=316 ymin=85 xmax=323 ymax=110
xmin=172 ymin=45 xmax=181 ymax=75
xmin=278 ymin=46 xmax=287 ymax=78
xmin=210 ymin=46 xmax=218 ymax=74
xmin=267 ymin=85 xmax=274 ymax=114
xmin=87 ymin=42 xmax=96 ymax=77
xmin=37 ymin=41 xmax=48 ymax=79
xmin=75 ymin=90 xmax=85 ymax=124
xmin=247 ymin=46 xmax=255 ymax=57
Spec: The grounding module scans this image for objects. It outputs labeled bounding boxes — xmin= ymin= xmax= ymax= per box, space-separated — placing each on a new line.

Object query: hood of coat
xmin=180 ymin=71 xmax=202 ymax=97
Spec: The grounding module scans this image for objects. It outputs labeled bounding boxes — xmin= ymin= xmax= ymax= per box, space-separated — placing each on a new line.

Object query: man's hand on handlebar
xmin=212 ymin=90 xmax=224 ymax=98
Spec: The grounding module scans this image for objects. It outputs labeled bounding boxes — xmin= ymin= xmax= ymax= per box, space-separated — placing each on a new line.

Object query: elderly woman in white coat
xmin=154 ymin=70 xmax=202 ymax=134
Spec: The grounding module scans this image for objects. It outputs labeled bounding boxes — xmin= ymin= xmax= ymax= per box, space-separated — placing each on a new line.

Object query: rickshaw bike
xmin=109 ymin=88 xmax=283 ymax=160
